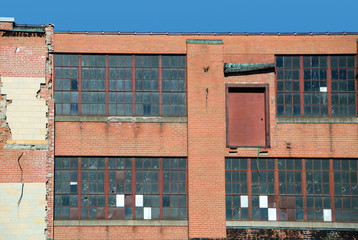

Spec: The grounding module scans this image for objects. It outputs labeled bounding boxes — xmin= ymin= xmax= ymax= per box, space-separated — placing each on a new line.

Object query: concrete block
xmin=5 ymin=188 xmax=18 ymax=195
xmin=33 ymin=217 xmax=45 ymax=223
xmin=0 ymin=206 xmax=11 ymax=212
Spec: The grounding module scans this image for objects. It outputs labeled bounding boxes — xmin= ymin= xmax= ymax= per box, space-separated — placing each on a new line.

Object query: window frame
xmin=276 ymin=55 xmax=357 ymax=118
xmin=54 ymin=54 xmax=187 ymax=117
xmin=54 ymin=157 xmax=187 ymax=221
xmin=225 ymin=158 xmax=358 ymax=223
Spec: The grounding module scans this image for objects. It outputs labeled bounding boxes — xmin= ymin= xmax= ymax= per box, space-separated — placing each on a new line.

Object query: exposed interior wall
xmin=0 ymin=183 xmax=46 ymax=240
xmin=0 ymin=23 xmax=54 ymax=240
xmin=1 ymin=77 xmax=48 ymax=144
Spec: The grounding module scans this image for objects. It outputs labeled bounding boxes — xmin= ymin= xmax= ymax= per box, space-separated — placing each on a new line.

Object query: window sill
xmin=276 ymin=117 xmax=358 ymax=124
xmin=226 ymin=221 xmax=358 ymax=230
xmin=54 ymin=220 xmax=188 ymax=227
xmin=55 ymin=116 xmax=188 ymax=123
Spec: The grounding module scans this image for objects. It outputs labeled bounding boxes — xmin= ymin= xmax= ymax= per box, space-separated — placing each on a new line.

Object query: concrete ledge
xmin=55 ymin=116 xmax=188 ymax=123
xmin=54 ymin=220 xmax=188 ymax=227
xmin=4 ymin=143 xmax=48 ymax=150
xmin=186 ymin=39 xmax=223 ymax=45
xmin=276 ymin=117 xmax=358 ymax=124
xmin=227 ymin=221 xmax=358 ymax=230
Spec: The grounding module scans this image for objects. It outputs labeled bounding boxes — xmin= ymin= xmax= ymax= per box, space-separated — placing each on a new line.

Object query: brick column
xmin=186 ymin=39 xmax=226 ymax=239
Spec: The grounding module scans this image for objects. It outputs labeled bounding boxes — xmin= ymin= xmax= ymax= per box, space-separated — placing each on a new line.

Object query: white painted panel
xmin=259 ymin=195 xmax=268 ymax=208
xmin=323 ymin=209 xmax=332 ymax=221
xmin=116 ymin=194 xmax=124 ymax=207
xmin=268 ymin=208 xmax=277 ymax=221
xmin=240 ymin=195 xmax=248 ymax=208
xmin=144 ymin=207 xmax=152 ymax=220
xmin=136 ymin=195 xmax=143 ymax=207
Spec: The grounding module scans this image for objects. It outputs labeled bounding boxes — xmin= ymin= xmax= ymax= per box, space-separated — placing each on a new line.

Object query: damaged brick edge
xmin=4 ymin=143 xmax=48 ymax=150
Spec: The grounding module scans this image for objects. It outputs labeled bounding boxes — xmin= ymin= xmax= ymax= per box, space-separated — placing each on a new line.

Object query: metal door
xmin=228 ymin=88 xmax=266 ymax=147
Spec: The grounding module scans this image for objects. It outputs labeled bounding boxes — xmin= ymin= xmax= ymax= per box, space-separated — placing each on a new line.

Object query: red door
xmin=228 ymin=88 xmax=266 ymax=147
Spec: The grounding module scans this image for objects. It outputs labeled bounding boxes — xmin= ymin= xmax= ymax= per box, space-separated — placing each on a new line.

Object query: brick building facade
xmin=1 ymin=18 xmax=357 ymax=239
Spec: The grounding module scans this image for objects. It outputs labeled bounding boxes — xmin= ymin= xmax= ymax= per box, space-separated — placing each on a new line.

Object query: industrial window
xmin=276 ymin=55 xmax=356 ymax=117
xmin=54 ymin=157 xmax=187 ymax=220
xmin=54 ymin=54 xmax=186 ymax=117
xmin=278 ymin=159 xmax=303 ymax=221
xmin=305 ymin=159 xmax=331 ymax=221
xmin=251 ymin=159 xmax=275 ymax=221
xmin=333 ymin=159 xmax=358 ymax=222
xmin=225 ymin=158 xmax=249 ymax=220
xmin=225 ymin=158 xmax=358 ymax=222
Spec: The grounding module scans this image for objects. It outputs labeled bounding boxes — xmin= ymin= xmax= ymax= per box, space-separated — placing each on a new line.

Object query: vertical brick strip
xmin=187 ymin=42 xmax=226 ymax=239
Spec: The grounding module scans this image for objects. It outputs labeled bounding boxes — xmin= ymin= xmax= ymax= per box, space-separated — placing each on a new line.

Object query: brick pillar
xmin=186 ymin=39 xmax=226 ymax=239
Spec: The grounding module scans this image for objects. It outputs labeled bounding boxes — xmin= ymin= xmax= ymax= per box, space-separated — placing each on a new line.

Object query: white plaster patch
xmin=323 ymin=209 xmax=332 ymax=221
xmin=268 ymin=208 xmax=277 ymax=221
xmin=144 ymin=207 xmax=152 ymax=220
xmin=116 ymin=194 xmax=124 ymax=207
xmin=1 ymin=77 xmax=47 ymax=142
xmin=240 ymin=195 xmax=248 ymax=208
xmin=135 ymin=195 xmax=143 ymax=207
xmin=259 ymin=195 xmax=268 ymax=208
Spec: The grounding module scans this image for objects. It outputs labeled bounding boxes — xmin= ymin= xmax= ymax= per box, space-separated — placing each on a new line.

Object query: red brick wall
xmin=0 ymin=25 xmax=55 ymax=238
xmin=54 ymin=34 xmax=357 ymax=55
xmin=0 ymin=22 xmax=13 ymax=30
xmin=186 ymin=42 xmax=226 ymax=239
xmin=54 ymin=226 xmax=188 ymax=240
xmin=0 ymin=149 xmax=47 ymax=182
xmin=224 ymin=73 xmax=358 ymax=158
xmin=51 ymin=33 xmax=358 ymax=239
xmin=55 ymin=122 xmax=187 ymax=156
xmin=0 ymin=31 xmax=48 ymax=181
xmin=0 ymin=32 xmax=47 ymax=78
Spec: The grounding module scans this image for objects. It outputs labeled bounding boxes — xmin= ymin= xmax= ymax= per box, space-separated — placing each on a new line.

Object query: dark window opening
xmin=54 ymin=157 xmax=187 ymax=220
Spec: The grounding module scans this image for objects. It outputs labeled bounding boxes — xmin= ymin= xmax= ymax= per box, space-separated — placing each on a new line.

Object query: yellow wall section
xmin=0 ymin=77 xmax=48 ymax=143
xmin=0 ymin=183 xmax=46 ymax=240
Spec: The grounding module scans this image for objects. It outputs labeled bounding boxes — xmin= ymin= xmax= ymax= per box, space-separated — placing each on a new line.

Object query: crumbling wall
xmin=0 ymin=183 xmax=47 ymax=240
xmin=1 ymin=77 xmax=48 ymax=145
xmin=0 ymin=22 xmax=54 ymax=240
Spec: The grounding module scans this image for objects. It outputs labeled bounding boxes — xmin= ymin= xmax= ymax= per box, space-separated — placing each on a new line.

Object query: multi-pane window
xmin=54 ymin=157 xmax=187 ymax=221
xmin=108 ymin=157 xmax=133 ymax=220
xmin=276 ymin=56 xmax=301 ymax=116
xmin=81 ymin=55 xmax=106 ymax=115
xmin=251 ymin=159 xmax=275 ymax=221
xmin=108 ymin=56 xmax=133 ymax=116
xmin=305 ymin=159 xmax=331 ymax=221
xmin=225 ymin=158 xmax=248 ymax=220
xmin=303 ymin=56 xmax=328 ymax=116
xmin=162 ymin=56 xmax=186 ymax=116
xmin=54 ymin=157 xmax=79 ymax=220
xmin=54 ymin=54 xmax=186 ymax=117
xmin=225 ymin=158 xmax=358 ymax=222
xmin=276 ymin=55 xmax=356 ymax=117
xmin=331 ymin=56 xmax=356 ymax=116
xmin=278 ymin=159 xmax=303 ymax=221
xmin=80 ymin=157 xmax=106 ymax=219
xmin=54 ymin=55 xmax=79 ymax=115
xmin=333 ymin=159 xmax=358 ymax=222
xmin=135 ymin=158 xmax=160 ymax=219
xmin=162 ymin=158 xmax=187 ymax=220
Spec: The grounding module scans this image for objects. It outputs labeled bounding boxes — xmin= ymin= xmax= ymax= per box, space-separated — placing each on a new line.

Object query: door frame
xmin=225 ymin=84 xmax=270 ymax=148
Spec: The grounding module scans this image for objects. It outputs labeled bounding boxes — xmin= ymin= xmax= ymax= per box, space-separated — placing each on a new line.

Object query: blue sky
xmin=1 ymin=0 xmax=357 ymax=32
